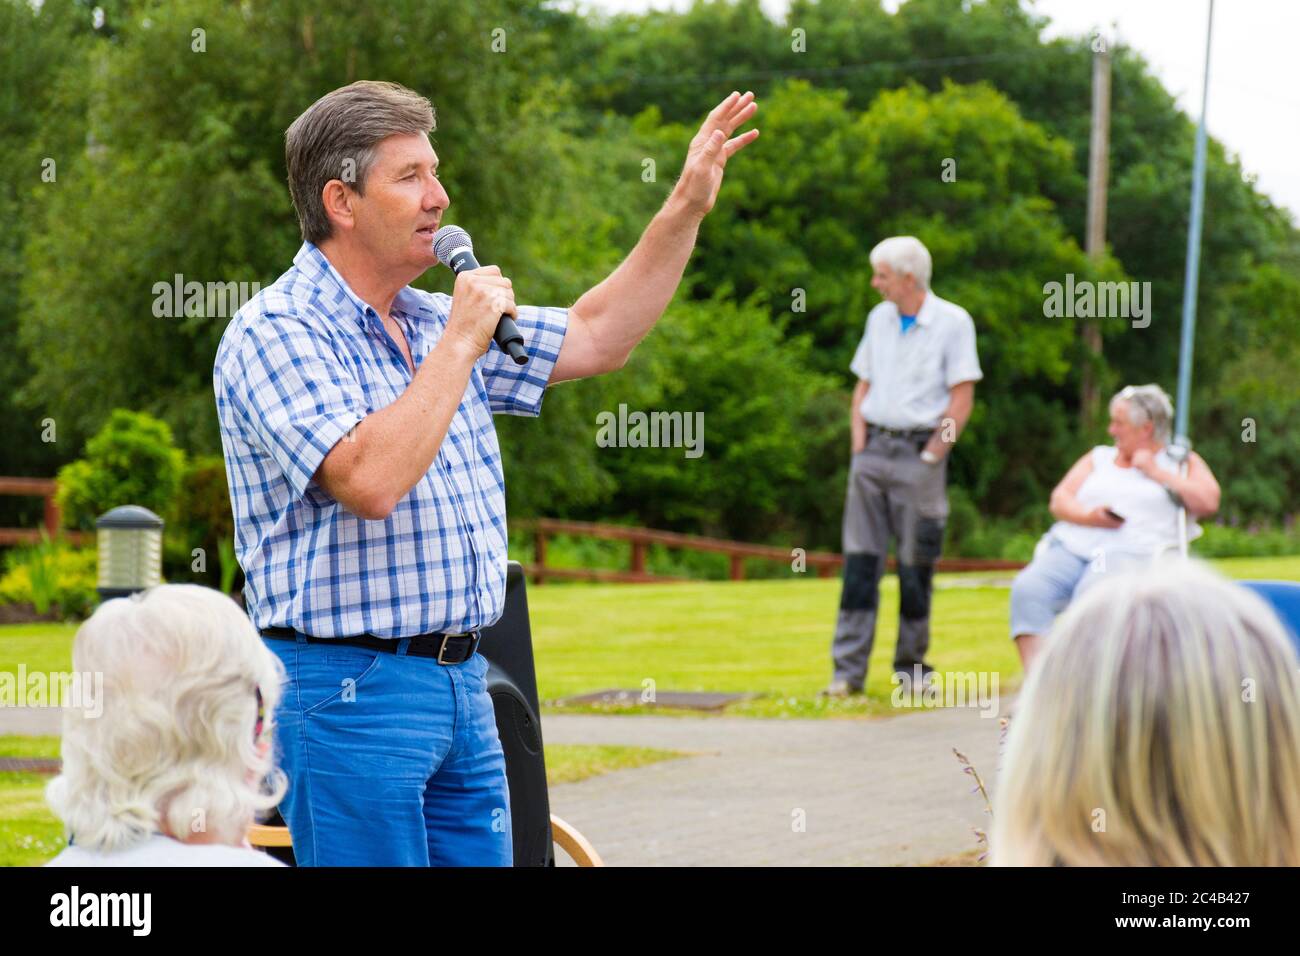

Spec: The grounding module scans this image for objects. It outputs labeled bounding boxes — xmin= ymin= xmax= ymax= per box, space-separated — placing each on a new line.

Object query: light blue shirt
xmin=213 ymin=242 xmax=568 ymax=638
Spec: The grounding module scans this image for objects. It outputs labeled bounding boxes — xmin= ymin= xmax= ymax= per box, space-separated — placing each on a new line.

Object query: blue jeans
xmin=1009 ymin=536 xmax=1149 ymax=639
xmin=265 ymin=634 xmax=512 ymax=866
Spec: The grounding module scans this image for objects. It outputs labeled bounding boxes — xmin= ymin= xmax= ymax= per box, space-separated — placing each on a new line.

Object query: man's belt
xmin=261 ymin=626 xmax=481 ymax=665
xmin=867 ymin=423 xmax=935 ymax=440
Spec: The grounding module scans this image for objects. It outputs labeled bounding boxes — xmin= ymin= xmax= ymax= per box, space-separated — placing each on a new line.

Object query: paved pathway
xmin=544 ymin=703 xmax=1009 ymax=867
xmin=2 ymin=701 xmax=1010 ymax=866
xmin=0 ymin=707 xmax=61 ymax=736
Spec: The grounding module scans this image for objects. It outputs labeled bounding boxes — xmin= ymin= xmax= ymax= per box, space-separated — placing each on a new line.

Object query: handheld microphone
xmin=431 ymin=225 xmax=528 ymax=365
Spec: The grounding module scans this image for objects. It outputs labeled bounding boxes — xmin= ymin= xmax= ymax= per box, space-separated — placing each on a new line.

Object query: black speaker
xmin=479 ymin=561 xmax=555 ymax=866
xmin=261 ymin=561 xmax=552 ymax=866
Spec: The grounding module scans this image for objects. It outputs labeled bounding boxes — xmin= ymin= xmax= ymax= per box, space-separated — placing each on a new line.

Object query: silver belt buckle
xmin=437 ymin=633 xmax=460 ymax=665
xmin=436 ymin=631 xmax=479 ymax=665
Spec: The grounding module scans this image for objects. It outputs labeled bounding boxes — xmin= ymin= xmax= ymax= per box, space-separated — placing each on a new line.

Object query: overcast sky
xmin=569 ymin=0 xmax=1300 ymax=223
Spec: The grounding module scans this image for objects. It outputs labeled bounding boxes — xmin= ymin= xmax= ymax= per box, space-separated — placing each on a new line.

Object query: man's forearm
xmin=316 ymin=335 xmax=480 ymax=519
xmin=850 ymin=381 xmax=869 ymax=451
xmin=925 ymin=384 xmax=975 ymax=459
xmin=569 ymin=194 xmax=702 ymax=368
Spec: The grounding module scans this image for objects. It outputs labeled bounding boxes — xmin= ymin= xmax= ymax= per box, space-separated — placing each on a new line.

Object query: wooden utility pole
xmin=1082 ymin=42 xmax=1111 ymax=432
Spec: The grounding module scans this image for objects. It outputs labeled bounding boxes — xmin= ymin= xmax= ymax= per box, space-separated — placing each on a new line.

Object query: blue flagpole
xmin=1174 ymin=0 xmax=1215 ymax=449
xmin=1172 ymin=0 xmax=1215 ymax=555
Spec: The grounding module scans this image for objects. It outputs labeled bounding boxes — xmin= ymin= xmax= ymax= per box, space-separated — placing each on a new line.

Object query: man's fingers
xmin=458 ymin=270 xmax=512 ymax=290
xmin=727 ymin=91 xmax=755 ymax=116
xmin=723 ymin=128 xmax=760 ymax=157
xmin=707 ymin=90 xmax=741 ymax=123
xmin=723 ymin=98 xmax=757 ymax=134
xmin=700 ymin=91 xmax=755 ymax=140
xmin=717 ymin=92 xmax=754 ymax=129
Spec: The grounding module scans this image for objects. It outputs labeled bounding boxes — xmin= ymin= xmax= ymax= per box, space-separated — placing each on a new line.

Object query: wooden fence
xmin=0 ymin=477 xmax=88 ymax=546
xmin=514 ymin=517 xmax=1025 ymax=584
xmin=0 ymin=480 xmax=1027 ymax=583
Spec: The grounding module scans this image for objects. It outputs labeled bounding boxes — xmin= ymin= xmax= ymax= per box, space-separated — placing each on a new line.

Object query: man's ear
xmin=321 ymin=179 xmax=356 ymax=234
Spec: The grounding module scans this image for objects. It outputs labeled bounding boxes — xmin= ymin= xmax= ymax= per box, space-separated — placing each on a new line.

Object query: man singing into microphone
xmin=213 ymin=80 xmax=758 ymax=865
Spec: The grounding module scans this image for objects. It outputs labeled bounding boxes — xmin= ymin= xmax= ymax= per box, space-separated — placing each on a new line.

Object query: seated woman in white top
xmin=1009 ymin=384 xmax=1221 ymax=673
xmin=45 ymin=584 xmax=287 ymax=867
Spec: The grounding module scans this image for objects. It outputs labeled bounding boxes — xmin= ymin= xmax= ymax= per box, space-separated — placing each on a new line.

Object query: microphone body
xmin=431 ymin=226 xmax=528 ymax=365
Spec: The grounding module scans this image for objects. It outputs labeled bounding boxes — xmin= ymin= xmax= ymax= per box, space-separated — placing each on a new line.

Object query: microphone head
xmin=431 ymin=225 xmax=473 ymax=265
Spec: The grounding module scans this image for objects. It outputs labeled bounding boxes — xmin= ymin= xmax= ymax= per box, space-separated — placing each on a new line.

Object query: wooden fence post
xmin=44 ymin=491 xmax=61 ymax=539
xmin=534 ymin=530 xmax=547 ymax=585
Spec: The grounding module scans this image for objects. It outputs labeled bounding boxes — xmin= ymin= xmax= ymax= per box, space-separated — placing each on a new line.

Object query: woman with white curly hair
xmin=993 ymin=560 xmax=1300 ymax=866
xmin=45 ymin=584 xmax=287 ymax=866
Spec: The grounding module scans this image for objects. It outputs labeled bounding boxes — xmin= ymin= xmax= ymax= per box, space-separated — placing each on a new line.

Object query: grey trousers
xmin=831 ymin=431 xmax=949 ymax=688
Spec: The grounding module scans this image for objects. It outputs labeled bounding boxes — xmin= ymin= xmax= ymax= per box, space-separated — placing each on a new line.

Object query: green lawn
xmin=0 ymin=736 xmax=64 ymax=867
xmin=542 ymin=743 xmax=688 ymax=784
xmin=535 ymin=555 xmax=1300 ymax=717
xmin=0 ymin=735 xmax=685 ymax=866
xmin=5 ymin=556 xmax=1299 ymax=720
xmin=0 ymin=623 xmax=78 ymax=683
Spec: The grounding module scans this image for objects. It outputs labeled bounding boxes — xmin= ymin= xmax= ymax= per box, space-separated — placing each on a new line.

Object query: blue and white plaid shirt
xmin=214 ymin=242 xmax=567 ymax=638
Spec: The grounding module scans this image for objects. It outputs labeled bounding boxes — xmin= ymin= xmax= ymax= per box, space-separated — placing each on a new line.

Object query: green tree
xmin=0 ymin=0 xmax=96 ymax=528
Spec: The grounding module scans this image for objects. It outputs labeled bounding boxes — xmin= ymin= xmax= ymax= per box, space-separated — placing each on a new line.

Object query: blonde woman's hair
xmin=992 ymin=559 xmax=1300 ymax=866
xmin=46 ymin=584 xmax=287 ymax=852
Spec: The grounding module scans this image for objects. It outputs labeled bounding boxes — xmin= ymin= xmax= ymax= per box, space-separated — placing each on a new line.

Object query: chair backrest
xmin=1237 ymin=580 xmax=1300 ymax=655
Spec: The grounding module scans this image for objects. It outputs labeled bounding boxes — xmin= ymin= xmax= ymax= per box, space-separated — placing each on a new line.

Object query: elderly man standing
xmin=214 ymin=80 xmax=758 ymax=865
xmin=824 ymin=237 xmax=982 ymax=697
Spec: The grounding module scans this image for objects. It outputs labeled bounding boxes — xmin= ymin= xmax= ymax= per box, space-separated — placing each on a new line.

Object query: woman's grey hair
xmin=46 ymin=585 xmax=287 ymax=852
xmin=992 ymin=560 xmax=1300 ymax=866
xmin=1111 ymin=383 xmax=1174 ymax=443
xmin=869 ymin=236 xmax=932 ymax=289
xmin=285 ymin=80 xmax=436 ymax=245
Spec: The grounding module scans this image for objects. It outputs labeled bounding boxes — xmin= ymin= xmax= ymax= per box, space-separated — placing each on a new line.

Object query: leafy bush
xmin=508 ymin=531 xmax=734 ymax=581
xmin=1192 ymin=522 xmax=1300 ymax=558
xmin=163 ymin=454 xmax=237 ymax=589
xmin=56 ymin=410 xmax=186 ymax=531
xmin=0 ymin=541 xmax=98 ymax=619
xmin=591 ymin=295 xmax=841 ymax=542
xmin=943 ymin=485 xmax=1048 ymax=559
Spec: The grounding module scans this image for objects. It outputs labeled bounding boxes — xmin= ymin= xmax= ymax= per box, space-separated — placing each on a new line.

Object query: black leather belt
xmin=867 ymin=423 xmax=935 ymax=440
xmin=261 ymin=627 xmax=481 ymax=665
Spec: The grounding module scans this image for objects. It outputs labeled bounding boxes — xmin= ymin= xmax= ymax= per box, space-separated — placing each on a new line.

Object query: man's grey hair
xmin=1111 ymin=384 xmax=1174 ymax=443
xmin=869 ymin=236 xmax=932 ymax=289
xmin=285 ymin=80 xmax=436 ymax=245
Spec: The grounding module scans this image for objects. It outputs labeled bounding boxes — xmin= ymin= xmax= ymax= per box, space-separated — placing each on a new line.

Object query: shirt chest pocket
xmin=901 ymin=336 xmax=944 ymax=384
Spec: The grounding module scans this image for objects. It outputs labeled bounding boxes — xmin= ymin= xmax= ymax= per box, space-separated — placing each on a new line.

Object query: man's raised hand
xmin=673 ymin=91 xmax=760 ymax=220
